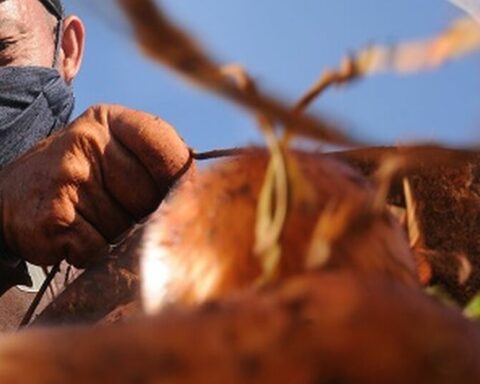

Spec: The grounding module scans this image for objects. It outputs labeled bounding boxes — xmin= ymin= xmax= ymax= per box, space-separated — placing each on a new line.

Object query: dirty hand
xmin=0 ymin=104 xmax=191 ymax=267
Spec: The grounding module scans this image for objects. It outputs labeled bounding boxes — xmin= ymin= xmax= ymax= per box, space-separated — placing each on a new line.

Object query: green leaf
xmin=464 ymin=293 xmax=480 ymax=320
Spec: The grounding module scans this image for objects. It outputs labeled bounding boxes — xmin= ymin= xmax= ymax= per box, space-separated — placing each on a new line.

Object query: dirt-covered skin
xmin=0 ymin=104 xmax=191 ymax=270
xmin=35 ymin=149 xmax=416 ymax=324
xmin=3 ymin=272 xmax=480 ymax=384
xmin=33 ymin=227 xmax=144 ymax=326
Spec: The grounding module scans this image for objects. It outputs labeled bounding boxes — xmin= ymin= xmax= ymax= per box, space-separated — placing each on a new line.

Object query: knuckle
xmin=56 ymin=154 xmax=89 ymax=184
xmin=73 ymin=130 xmax=100 ymax=155
xmin=84 ymin=103 xmax=121 ymax=126
xmin=84 ymin=104 xmax=108 ymax=119
xmin=60 ymin=130 xmax=106 ymax=183
xmin=40 ymin=200 xmax=75 ymax=234
xmin=70 ymin=121 xmax=101 ymax=145
xmin=71 ymin=108 xmax=111 ymax=147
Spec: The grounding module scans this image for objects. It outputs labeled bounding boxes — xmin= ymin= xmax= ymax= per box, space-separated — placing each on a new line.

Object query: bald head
xmin=0 ymin=0 xmax=85 ymax=82
xmin=0 ymin=0 xmax=58 ymax=67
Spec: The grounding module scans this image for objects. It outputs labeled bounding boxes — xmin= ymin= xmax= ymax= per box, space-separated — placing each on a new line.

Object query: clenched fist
xmin=0 ymin=104 xmax=191 ymax=267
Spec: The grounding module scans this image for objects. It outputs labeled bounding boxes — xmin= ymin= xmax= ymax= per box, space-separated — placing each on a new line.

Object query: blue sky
xmin=65 ymin=0 xmax=480 ymax=151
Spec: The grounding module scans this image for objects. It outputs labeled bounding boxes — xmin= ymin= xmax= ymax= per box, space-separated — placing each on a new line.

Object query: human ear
xmin=58 ymin=16 xmax=85 ymax=83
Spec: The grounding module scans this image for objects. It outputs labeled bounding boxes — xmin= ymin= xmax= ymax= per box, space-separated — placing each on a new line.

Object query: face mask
xmin=0 ymin=66 xmax=74 ymax=168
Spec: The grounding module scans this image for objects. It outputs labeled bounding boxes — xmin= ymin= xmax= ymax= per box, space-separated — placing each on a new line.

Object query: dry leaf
xmin=371 ymin=155 xmax=403 ymax=212
xmin=403 ymin=178 xmax=423 ymax=248
xmin=254 ymin=126 xmax=289 ymax=285
xmin=297 ymin=16 xmax=480 ymax=112
xmin=356 ymin=17 xmax=480 ymax=75
xmin=449 ymin=0 xmax=480 ymax=23
xmin=220 ymin=65 xmax=289 ymax=285
xmin=117 ymin=0 xmax=356 ymax=146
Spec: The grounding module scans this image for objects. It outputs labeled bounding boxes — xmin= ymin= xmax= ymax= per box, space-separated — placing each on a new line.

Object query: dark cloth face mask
xmin=0 ymin=66 xmax=74 ymax=168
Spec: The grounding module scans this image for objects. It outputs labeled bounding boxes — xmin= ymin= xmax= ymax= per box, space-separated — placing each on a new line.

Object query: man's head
xmin=0 ymin=0 xmax=84 ymax=83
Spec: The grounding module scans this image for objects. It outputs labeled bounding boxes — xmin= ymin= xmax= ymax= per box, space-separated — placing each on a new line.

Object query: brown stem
xmin=294 ymin=56 xmax=359 ymax=115
xmin=191 ymin=147 xmax=252 ymax=160
xmin=19 ymin=261 xmax=61 ymax=328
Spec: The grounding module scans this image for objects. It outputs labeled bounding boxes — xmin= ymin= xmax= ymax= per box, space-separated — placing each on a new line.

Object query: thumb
xmin=89 ymin=104 xmax=192 ymax=186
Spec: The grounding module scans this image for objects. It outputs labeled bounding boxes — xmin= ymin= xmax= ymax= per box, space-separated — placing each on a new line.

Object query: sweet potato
xmin=141 ymin=149 xmax=417 ymax=311
xmin=3 ymin=272 xmax=480 ymax=384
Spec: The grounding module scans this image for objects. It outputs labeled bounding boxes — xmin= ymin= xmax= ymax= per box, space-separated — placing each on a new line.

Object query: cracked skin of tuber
xmin=3 ymin=272 xmax=480 ymax=384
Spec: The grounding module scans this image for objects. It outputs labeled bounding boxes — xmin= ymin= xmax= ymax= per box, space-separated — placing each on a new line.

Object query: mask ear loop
xmin=52 ymin=18 xmax=64 ymax=69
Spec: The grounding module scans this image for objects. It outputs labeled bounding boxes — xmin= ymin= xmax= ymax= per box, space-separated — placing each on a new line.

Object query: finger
xmin=97 ymin=105 xmax=191 ymax=187
xmin=60 ymin=211 xmax=109 ymax=268
xmin=101 ymin=138 xmax=164 ymax=220
xmin=15 ymin=208 xmax=108 ymax=268
xmin=65 ymin=107 xmax=165 ymax=223
xmin=43 ymin=132 xmax=135 ymax=245
xmin=75 ymin=183 xmax=134 ymax=244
